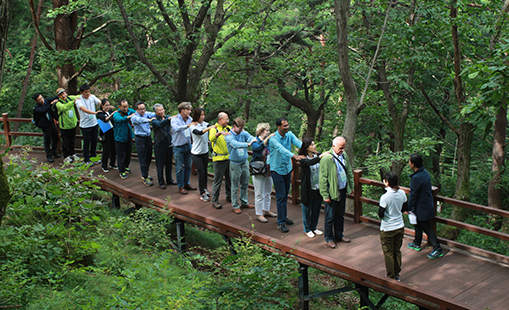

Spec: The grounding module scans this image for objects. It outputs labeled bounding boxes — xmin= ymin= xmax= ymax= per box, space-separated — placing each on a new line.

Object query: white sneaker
xmin=313 ymin=229 xmax=323 ymax=236
xmin=64 ymin=156 xmax=73 ymax=164
xmin=305 ymin=231 xmax=315 ymax=238
xmin=72 ymin=154 xmax=80 ymax=161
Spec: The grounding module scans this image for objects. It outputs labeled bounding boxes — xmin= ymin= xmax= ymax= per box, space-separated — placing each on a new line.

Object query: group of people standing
xmin=33 ymin=89 xmax=443 ymax=281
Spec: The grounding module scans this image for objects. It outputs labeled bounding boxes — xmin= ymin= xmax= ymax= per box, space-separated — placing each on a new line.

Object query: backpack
xmin=32 ymin=103 xmax=41 ymax=128
xmin=51 ymin=101 xmax=60 ymax=121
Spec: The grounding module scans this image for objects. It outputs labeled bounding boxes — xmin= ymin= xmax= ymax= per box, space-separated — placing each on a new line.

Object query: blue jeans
xmin=302 ymin=189 xmax=322 ymax=233
xmin=271 ymin=171 xmax=292 ymax=225
xmin=173 ymin=144 xmax=192 ymax=188
xmin=230 ymin=161 xmax=250 ymax=209
xmin=324 ymin=188 xmax=347 ymax=242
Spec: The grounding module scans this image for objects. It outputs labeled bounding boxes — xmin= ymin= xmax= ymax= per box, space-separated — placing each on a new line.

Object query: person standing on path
xmin=269 ymin=117 xmax=305 ymax=233
xmin=319 ymin=136 xmax=354 ymax=249
xmin=406 ymin=153 xmax=444 ymax=259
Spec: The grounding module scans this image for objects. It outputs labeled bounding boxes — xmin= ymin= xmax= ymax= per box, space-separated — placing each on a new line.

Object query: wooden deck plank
xmin=5 ymin=150 xmax=509 ymax=310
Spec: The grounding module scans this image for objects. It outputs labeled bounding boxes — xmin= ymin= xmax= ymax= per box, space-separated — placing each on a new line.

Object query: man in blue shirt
xmin=171 ymin=102 xmax=197 ymax=194
xmin=406 ymin=153 xmax=444 ymax=259
xmin=131 ymin=101 xmax=156 ymax=186
xmin=269 ymin=117 xmax=305 ymax=233
xmin=113 ymin=100 xmax=135 ymax=179
xmin=225 ymin=117 xmax=256 ymax=214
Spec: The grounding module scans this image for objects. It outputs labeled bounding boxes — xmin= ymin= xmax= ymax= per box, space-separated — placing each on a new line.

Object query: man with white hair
xmin=319 ymin=136 xmax=354 ymax=248
xmin=152 ymin=104 xmax=176 ymax=189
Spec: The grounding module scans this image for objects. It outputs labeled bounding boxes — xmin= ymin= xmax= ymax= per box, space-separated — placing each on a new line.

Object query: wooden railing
xmin=3 ymin=113 xmax=509 ymax=263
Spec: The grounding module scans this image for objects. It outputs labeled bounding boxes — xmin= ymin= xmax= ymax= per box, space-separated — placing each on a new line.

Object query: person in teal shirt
xmin=112 ymin=100 xmax=135 ymax=179
xmin=268 ymin=117 xmax=305 ymax=233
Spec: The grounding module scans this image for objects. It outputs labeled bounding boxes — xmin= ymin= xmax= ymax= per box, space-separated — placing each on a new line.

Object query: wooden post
xmin=431 ymin=186 xmax=439 ymax=234
xmin=291 ymin=157 xmax=298 ymax=205
xmin=2 ymin=113 xmax=11 ymax=148
xmin=353 ymin=169 xmax=363 ymax=223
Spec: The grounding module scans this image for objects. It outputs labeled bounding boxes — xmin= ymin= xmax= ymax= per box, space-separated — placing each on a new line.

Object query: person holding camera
xmin=209 ymin=112 xmax=232 ymax=210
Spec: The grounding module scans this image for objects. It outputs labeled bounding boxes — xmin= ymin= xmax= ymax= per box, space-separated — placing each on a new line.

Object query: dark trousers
xmin=42 ymin=123 xmax=59 ymax=157
xmin=211 ymin=159 xmax=231 ymax=203
xmin=301 ymin=189 xmax=322 ymax=233
xmin=101 ymin=130 xmax=116 ymax=169
xmin=154 ymin=144 xmax=174 ymax=186
xmin=135 ymin=135 xmax=152 ymax=178
xmin=116 ymin=140 xmax=132 ymax=174
xmin=60 ymin=126 xmax=77 ymax=158
xmin=324 ymin=188 xmax=347 ymax=242
xmin=192 ymin=153 xmax=209 ymax=194
xmin=271 ymin=171 xmax=292 ymax=225
xmin=380 ymin=227 xmax=404 ymax=278
xmin=81 ymin=125 xmax=98 ymax=162
xmin=413 ymin=219 xmax=442 ymax=252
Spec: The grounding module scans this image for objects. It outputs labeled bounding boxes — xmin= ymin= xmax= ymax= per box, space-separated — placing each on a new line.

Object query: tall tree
xmin=0 ymin=0 xmax=8 ymax=90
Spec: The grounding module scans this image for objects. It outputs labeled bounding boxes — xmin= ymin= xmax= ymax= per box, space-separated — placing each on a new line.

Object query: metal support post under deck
xmin=175 ymin=218 xmax=186 ymax=253
xmin=112 ymin=194 xmax=120 ymax=209
xmin=222 ymin=234 xmax=237 ymax=255
xmin=299 ymin=263 xmax=309 ymax=310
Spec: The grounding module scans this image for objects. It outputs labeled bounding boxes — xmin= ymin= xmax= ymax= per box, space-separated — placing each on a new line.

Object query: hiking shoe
xmin=47 ymin=156 xmax=55 ymax=163
xmin=306 ymin=231 xmax=315 ymax=238
xmin=200 ymin=193 xmax=211 ymax=202
xmin=109 ymin=165 xmax=119 ymax=170
xmin=204 ymin=188 xmax=211 ymax=196
xmin=285 ymin=218 xmax=294 ymax=225
xmin=72 ymin=154 xmax=80 ymax=161
xmin=125 ymin=168 xmax=132 ymax=173
xmin=64 ymin=156 xmax=73 ymax=164
xmin=427 ymin=250 xmax=444 ymax=259
xmin=119 ymin=172 xmax=128 ymax=179
xmin=141 ymin=175 xmax=153 ymax=181
xmin=143 ymin=178 xmax=153 ymax=187
xmin=102 ymin=167 xmax=110 ymax=173
xmin=52 ymin=153 xmax=62 ymax=158
xmin=84 ymin=160 xmax=93 ymax=166
xmin=277 ymin=223 xmax=289 ymax=233
xmin=407 ymin=242 xmax=421 ymax=251
xmin=212 ymin=202 xmax=222 ymax=209
xmin=233 ymin=208 xmax=242 ymax=214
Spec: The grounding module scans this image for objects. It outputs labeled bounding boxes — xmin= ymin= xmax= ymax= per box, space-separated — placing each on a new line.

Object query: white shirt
xmin=379 ymin=187 xmax=406 ymax=232
xmin=75 ymin=95 xmax=100 ymax=128
xmin=190 ymin=122 xmax=209 ymax=155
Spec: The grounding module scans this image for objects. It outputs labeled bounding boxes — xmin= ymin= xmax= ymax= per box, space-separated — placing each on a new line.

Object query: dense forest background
xmin=1 ymin=0 xmax=509 ymax=308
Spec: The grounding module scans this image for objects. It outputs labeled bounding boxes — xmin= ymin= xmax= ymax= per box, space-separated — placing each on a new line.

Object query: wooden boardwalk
xmin=6 ymin=150 xmax=509 ymax=310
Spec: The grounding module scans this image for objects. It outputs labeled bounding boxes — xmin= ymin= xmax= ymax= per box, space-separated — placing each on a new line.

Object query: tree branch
xmin=115 ymin=0 xmax=170 ymax=89
xmin=82 ymin=20 xmax=123 ymax=40
xmin=420 ymin=83 xmax=460 ymax=136
xmin=69 ymin=60 xmax=89 ymax=80
xmin=28 ymin=0 xmax=54 ymax=51
xmin=89 ymin=66 xmax=131 ymax=86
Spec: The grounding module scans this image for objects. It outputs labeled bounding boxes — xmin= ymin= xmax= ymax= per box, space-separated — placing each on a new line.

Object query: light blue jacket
xmin=225 ymin=130 xmax=254 ymax=165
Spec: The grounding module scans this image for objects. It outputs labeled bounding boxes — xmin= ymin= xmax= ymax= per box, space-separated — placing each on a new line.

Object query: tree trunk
xmin=0 ymin=0 xmax=8 ymax=91
xmin=0 ymin=0 xmax=11 ymax=226
xmin=490 ymin=99 xmax=507 ymax=230
xmin=14 ymin=0 xmax=43 ymax=131
xmin=53 ymin=0 xmax=80 ymax=93
xmin=432 ymin=128 xmax=447 ymax=189
xmin=333 ymin=0 xmax=363 ymax=163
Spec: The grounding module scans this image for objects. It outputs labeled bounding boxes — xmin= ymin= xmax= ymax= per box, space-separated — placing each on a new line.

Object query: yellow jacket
xmin=209 ymin=123 xmax=232 ymax=162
